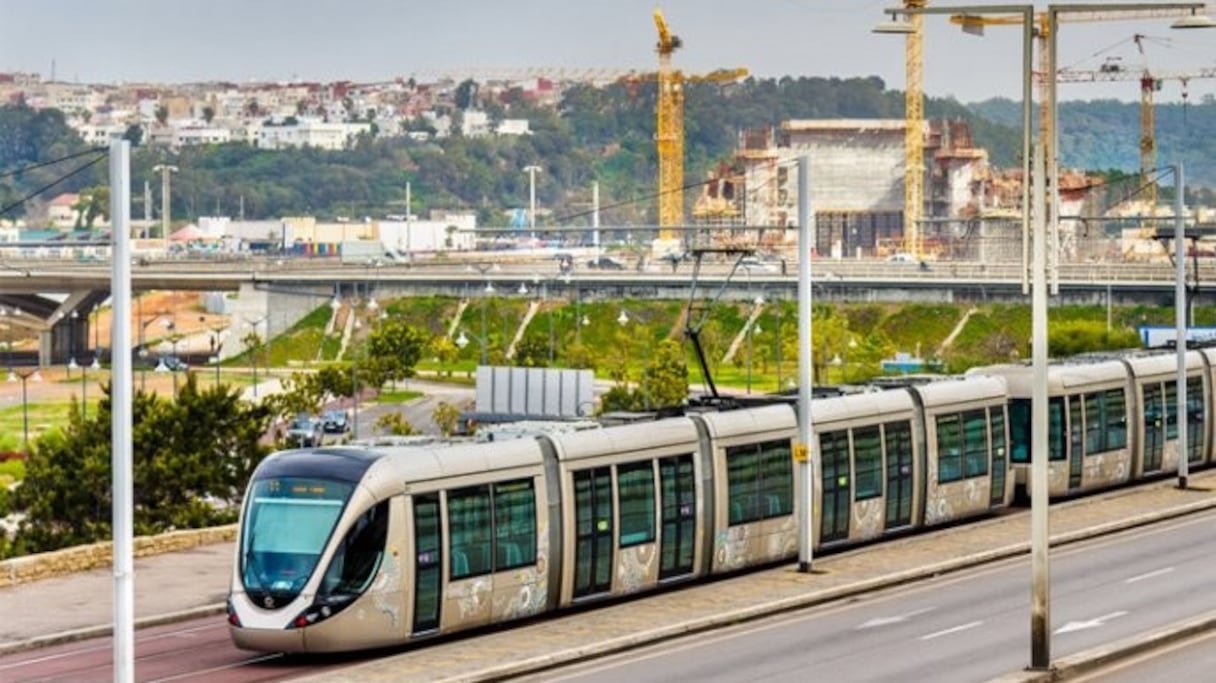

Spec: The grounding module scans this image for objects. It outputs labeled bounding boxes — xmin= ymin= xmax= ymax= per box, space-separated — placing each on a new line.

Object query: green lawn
xmin=0 ymin=400 xmax=78 ymax=452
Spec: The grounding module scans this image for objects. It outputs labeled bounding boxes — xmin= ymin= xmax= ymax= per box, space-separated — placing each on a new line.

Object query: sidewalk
xmin=4 ymin=470 xmax=1216 ymax=681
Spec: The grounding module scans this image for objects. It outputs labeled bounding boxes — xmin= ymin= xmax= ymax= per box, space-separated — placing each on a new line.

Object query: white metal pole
xmin=110 ymin=139 xmax=135 ymax=683
xmin=1030 ymin=141 xmax=1051 ymax=670
xmin=1175 ymin=163 xmax=1188 ymax=488
xmin=796 ymin=155 xmax=815 ymax=573
xmin=592 ymin=181 xmax=601 ymax=259
xmin=405 ymin=181 xmax=411 ymax=256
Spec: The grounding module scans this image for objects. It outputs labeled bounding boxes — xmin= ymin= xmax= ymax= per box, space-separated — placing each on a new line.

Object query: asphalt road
xmin=1073 ymin=628 xmax=1216 ymax=682
xmin=511 ymin=509 xmax=1216 ymax=683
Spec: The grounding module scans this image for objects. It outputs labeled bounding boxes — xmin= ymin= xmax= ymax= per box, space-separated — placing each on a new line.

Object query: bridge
xmin=0 ymin=255 xmax=1204 ymax=365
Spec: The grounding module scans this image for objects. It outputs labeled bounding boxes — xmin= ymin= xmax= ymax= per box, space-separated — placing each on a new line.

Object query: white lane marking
xmin=1055 ymin=610 xmax=1129 ymax=635
xmin=1125 ymin=566 xmax=1174 ymax=584
xmin=856 ymin=607 xmax=937 ymax=630
xmin=144 ymin=652 xmax=283 ymax=681
xmin=0 ymin=622 xmax=229 ymax=671
xmin=920 ymin=620 xmax=983 ymax=640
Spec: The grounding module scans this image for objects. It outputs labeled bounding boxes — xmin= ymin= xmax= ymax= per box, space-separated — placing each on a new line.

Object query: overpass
xmin=0 ymin=255 xmax=1205 ymax=365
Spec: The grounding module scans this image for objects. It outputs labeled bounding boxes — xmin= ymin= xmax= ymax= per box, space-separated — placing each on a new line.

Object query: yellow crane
xmin=652 ymin=8 xmax=746 ymax=247
xmin=1058 ymin=36 xmax=1216 ymax=209
xmin=903 ymin=1 xmax=926 ymax=260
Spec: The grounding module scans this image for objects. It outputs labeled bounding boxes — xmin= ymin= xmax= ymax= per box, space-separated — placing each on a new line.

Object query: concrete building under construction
xmin=693 ymin=118 xmax=1100 ymax=262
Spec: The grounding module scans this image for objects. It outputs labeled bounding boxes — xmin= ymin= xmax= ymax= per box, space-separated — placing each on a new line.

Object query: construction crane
xmin=652 ymin=8 xmax=747 ymax=250
xmin=904 ymin=1 xmax=926 ymax=260
xmin=1058 ymin=35 xmax=1216 ymax=208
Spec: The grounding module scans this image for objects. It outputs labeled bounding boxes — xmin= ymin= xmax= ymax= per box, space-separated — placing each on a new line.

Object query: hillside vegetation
xmin=3 ymin=78 xmax=1213 ymax=228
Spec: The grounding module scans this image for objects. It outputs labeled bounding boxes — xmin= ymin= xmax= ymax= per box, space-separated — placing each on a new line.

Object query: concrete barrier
xmin=0 ymin=524 xmax=236 ymax=588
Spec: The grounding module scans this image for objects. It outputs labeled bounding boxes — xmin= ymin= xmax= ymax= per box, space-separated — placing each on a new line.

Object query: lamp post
xmin=524 ymin=164 xmax=542 ymax=239
xmin=81 ymin=356 xmax=89 ymax=420
xmin=68 ymin=309 xmax=79 ymax=378
xmin=617 ymin=308 xmax=654 ymax=410
xmin=14 ymin=367 xmax=40 ymax=452
xmin=207 ymin=322 xmax=227 ymax=387
xmin=152 ymin=163 xmax=178 ymax=240
xmin=243 ymin=314 xmax=268 ymax=397
xmin=878 ymin=1 xmax=1040 ymax=667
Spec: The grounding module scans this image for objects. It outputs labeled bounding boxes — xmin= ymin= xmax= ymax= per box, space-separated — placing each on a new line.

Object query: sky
xmin=1 ymin=0 xmax=1214 ymax=104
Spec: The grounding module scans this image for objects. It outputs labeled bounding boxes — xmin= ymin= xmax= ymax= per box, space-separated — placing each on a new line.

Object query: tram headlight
xmin=288 ymin=594 xmax=357 ymax=629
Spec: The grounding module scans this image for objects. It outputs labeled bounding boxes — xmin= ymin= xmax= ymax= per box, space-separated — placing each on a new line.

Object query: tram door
xmin=1144 ymin=385 xmax=1164 ymax=473
xmin=884 ymin=421 xmax=914 ymax=529
xmin=411 ymin=493 xmax=442 ymax=634
xmin=573 ymin=467 xmax=614 ymax=598
xmin=820 ymin=431 xmax=851 ymax=543
xmin=1068 ymin=398 xmax=1084 ymax=490
xmin=989 ymin=410 xmax=1007 ymax=507
xmin=659 ymin=455 xmax=696 ymax=580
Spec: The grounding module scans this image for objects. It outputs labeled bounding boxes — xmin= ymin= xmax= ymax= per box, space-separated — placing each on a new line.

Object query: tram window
xmin=990 ymin=408 xmax=1006 ymax=462
xmin=1084 ymin=393 xmax=1105 ymax=454
xmin=494 ymin=479 xmax=537 ymax=570
xmin=1105 ymin=390 xmax=1127 ymax=450
xmin=618 ymin=462 xmax=656 ymax=547
xmin=963 ymin=410 xmax=989 ymax=478
xmin=1048 ymin=397 xmax=1066 ymax=461
xmin=759 ymin=440 xmax=793 ymax=517
xmin=319 ymin=500 xmax=389 ymax=597
xmin=1009 ymin=399 xmax=1031 ymax=464
xmin=726 ymin=439 xmax=793 ymax=524
xmin=936 ymin=414 xmax=963 ymax=483
xmin=448 ymin=485 xmax=492 ymax=579
xmin=853 ymin=426 xmax=882 ymax=500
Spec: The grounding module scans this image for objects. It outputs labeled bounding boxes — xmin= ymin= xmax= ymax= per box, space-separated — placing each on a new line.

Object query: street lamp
xmin=617 ymin=308 xmax=654 ymax=410
xmin=524 ymin=164 xmax=542 ymax=239
xmin=152 ymin=163 xmax=178 ymax=240
xmin=878 ymin=1 xmax=1040 ymax=667
xmin=14 ymin=367 xmax=41 ymax=452
xmin=243 ymin=314 xmax=268 ymax=397
xmin=68 ymin=309 xmax=79 ymax=377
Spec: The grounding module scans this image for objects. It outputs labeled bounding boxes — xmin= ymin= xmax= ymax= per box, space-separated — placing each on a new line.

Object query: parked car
xmin=286 ymin=414 xmax=325 ymax=447
xmin=738 ymin=256 xmax=778 ymax=272
xmin=586 ymin=255 xmax=626 ymax=270
xmin=321 ymin=409 xmax=351 ymax=434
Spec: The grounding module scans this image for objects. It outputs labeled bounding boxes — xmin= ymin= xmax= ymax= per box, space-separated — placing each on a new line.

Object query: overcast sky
xmin=1 ymin=0 xmax=1214 ymax=103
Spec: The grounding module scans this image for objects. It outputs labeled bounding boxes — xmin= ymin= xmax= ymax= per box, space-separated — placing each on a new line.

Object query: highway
xmin=510 ymin=510 xmax=1216 ymax=683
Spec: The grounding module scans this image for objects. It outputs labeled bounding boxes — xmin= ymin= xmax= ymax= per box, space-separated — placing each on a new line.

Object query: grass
xmin=0 ymin=401 xmax=78 ymax=452
xmin=375 ymin=389 xmax=424 ymax=404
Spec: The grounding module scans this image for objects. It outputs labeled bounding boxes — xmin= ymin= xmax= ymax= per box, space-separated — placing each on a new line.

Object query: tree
xmin=364 ymin=319 xmax=429 ymax=387
xmin=154 ymin=104 xmax=169 ymax=125
xmin=431 ymin=401 xmax=461 ymax=437
xmin=0 ymin=377 xmax=273 ymax=557
xmin=375 ymin=412 xmax=417 ymax=436
xmin=202 ymin=106 xmax=216 ymax=124
xmin=513 ymin=332 xmax=550 ymax=368
xmin=644 ymin=339 xmax=689 ymax=408
xmin=455 ymin=79 xmax=479 ymax=110
xmin=122 ymin=123 xmax=143 ymax=147
xmin=72 ymin=186 xmax=110 ymax=229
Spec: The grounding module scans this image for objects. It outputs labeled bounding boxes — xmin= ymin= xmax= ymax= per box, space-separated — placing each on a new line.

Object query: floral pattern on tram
xmin=451 ymin=577 xmax=493 ymax=621
xmin=368 ymin=543 xmax=403 ymax=627
xmin=853 ymin=498 xmax=885 ymax=541
xmin=924 ymin=476 xmax=985 ymax=525
xmin=714 ymin=515 xmax=797 ymax=570
xmin=617 ymin=544 xmax=657 ymax=593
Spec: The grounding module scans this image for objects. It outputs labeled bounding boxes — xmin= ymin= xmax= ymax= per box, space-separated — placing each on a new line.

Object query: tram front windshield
xmin=241 ymin=477 xmax=354 ymax=604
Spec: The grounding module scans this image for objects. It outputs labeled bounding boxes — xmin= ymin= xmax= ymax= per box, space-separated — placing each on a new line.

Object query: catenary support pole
xmin=796 ymin=155 xmax=815 ymax=573
xmin=1030 ymin=141 xmax=1051 ymax=670
xmin=1175 ymin=163 xmax=1188 ymax=488
xmin=110 ymin=139 xmax=135 ymax=683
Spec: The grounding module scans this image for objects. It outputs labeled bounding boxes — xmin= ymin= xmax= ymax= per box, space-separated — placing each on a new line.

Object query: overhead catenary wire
xmin=0 ymin=149 xmax=109 ymax=217
xmin=0 ymin=146 xmax=108 ymax=179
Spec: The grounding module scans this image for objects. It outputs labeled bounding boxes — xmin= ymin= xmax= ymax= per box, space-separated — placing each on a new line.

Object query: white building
xmin=377 ymin=211 xmax=477 ymax=253
xmin=256 ymin=120 xmax=372 ymax=150
xmin=174 ymin=126 xmax=233 ymax=147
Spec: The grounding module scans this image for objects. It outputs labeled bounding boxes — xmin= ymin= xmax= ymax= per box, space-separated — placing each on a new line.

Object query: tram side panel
xmin=1049 ymin=361 xmax=1136 ymax=496
xmin=546 ymin=417 xmax=706 ymax=606
xmin=1124 ymin=352 xmax=1207 ymax=480
xmin=913 ymin=377 xmax=1012 ymax=525
xmin=809 ymin=390 xmax=921 ymax=550
xmin=695 ymin=406 xmax=799 ymax=573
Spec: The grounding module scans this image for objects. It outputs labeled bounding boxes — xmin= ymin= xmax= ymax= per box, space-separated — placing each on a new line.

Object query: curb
xmin=0 ymin=604 xmax=227 ymax=656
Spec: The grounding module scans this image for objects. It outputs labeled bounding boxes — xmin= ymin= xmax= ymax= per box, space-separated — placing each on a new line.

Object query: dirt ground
xmin=1 ymin=291 xmax=231 ymax=404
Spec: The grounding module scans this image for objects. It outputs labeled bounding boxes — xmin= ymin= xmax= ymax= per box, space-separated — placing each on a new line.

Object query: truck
xmin=339 ymin=239 xmax=389 ymax=265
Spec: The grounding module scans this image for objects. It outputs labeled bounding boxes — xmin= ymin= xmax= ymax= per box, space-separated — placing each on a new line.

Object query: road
xmin=1073 ymin=628 xmax=1216 ymax=682
xmin=509 ymin=510 xmax=1216 ymax=683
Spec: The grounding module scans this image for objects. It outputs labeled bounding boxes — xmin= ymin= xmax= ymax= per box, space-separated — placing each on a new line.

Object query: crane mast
xmin=904 ymin=0 xmax=926 ymax=260
xmin=653 ymin=8 xmax=684 ymax=244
